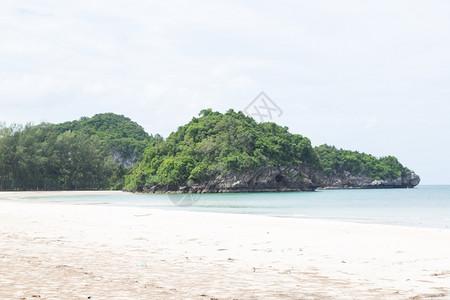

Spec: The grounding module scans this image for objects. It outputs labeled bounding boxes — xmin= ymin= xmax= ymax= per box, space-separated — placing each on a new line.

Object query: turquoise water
xmin=18 ymin=185 xmax=450 ymax=229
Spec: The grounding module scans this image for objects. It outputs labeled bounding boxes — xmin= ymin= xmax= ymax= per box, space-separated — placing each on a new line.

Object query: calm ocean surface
xmin=17 ymin=185 xmax=450 ymax=229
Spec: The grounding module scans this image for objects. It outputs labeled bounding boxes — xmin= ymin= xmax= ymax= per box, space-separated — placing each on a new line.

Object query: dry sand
xmin=1 ymin=191 xmax=450 ymax=299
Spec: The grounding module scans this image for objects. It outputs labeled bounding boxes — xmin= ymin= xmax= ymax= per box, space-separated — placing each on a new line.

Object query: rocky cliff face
xmin=111 ymin=150 xmax=138 ymax=167
xmin=142 ymin=166 xmax=420 ymax=193
xmin=318 ymin=170 xmax=421 ymax=189
xmin=143 ymin=166 xmax=319 ymax=193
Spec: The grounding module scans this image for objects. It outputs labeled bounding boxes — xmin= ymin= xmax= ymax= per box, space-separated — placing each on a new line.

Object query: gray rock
xmin=318 ymin=170 xmax=420 ymax=189
xmin=111 ymin=150 xmax=139 ymax=167
xmin=141 ymin=166 xmax=420 ymax=193
xmin=144 ymin=165 xmax=320 ymax=193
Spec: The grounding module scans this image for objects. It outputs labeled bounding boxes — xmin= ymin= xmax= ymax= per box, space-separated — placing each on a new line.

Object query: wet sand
xmin=1 ymin=191 xmax=450 ymax=299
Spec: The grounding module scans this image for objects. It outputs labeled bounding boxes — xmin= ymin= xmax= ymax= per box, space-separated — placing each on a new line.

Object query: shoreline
xmin=0 ymin=190 xmax=125 ymax=198
xmin=1 ymin=189 xmax=448 ymax=231
xmin=1 ymin=193 xmax=450 ymax=299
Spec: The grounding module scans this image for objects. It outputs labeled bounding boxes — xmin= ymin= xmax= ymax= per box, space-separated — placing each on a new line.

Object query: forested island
xmin=0 ymin=110 xmax=420 ymax=192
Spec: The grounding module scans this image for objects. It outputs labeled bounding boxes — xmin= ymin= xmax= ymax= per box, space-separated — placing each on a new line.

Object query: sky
xmin=1 ymin=0 xmax=450 ymax=184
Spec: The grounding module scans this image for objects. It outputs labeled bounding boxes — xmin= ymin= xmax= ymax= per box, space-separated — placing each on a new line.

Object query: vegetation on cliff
xmin=55 ymin=113 xmax=154 ymax=161
xmin=124 ymin=109 xmax=319 ymax=191
xmin=315 ymin=144 xmax=410 ymax=180
xmin=0 ymin=110 xmax=418 ymax=192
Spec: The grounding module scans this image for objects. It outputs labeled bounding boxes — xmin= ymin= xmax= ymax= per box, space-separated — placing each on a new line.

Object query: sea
xmin=15 ymin=185 xmax=450 ymax=229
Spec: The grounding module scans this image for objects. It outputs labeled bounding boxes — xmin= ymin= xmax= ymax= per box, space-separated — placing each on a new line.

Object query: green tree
xmin=0 ymin=118 xmax=133 ymax=191
xmin=315 ymin=144 xmax=409 ymax=180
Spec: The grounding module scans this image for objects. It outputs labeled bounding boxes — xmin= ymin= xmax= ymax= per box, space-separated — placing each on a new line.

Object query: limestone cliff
xmin=318 ymin=170 xmax=420 ymax=189
xmin=111 ymin=150 xmax=139 ymax=167
xmin=142 ymin=166 xmax=316 ymax=193
xmin=141 ymin=166 xmax=420 ymax=194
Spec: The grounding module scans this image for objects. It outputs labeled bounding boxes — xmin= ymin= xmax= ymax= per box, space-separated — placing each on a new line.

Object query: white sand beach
xmin=1 ymin=191 xmax=450 ymax=299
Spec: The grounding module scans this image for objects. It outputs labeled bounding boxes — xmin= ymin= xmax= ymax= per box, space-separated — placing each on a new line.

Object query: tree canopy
xmin=315 ymin=144 xmax=409 ymax=180
xmin=0 ymin=113 xmax=155 ymax=190
xmin=55 ymin=113 xmax=154 ymax=160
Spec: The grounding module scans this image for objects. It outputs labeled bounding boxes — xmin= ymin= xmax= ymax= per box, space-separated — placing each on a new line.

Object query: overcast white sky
xmin=1 ymin=1 xmax=450 ymax=184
